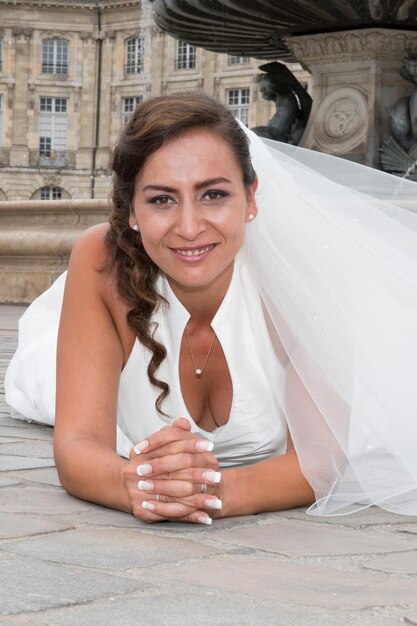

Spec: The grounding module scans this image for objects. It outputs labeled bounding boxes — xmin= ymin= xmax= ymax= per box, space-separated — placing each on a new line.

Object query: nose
xmin=174 ymin=198 xmax=205 ymax=241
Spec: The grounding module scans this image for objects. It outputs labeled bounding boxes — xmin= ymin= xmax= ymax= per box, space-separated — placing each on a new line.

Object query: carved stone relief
xmin=12 ymin=27 xmax=33 ymax=42
xmin=286 ymin=30 xmax=417 ymax=62
xmin=315 ymin=88 xmax=367 ymax=153
xmin=42 ymin=172 xmax=62 ymax=187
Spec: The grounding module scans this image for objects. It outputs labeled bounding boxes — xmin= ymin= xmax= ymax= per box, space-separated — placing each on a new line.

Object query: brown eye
xmin=203 ymin=190 xmax=228 ymax=201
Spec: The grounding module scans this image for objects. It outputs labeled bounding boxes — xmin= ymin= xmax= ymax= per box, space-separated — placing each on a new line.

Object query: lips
xmin=170 ymin=243 xmax=217 ymax=261
xmin=174 ymin=244 xmax=215 ymax=257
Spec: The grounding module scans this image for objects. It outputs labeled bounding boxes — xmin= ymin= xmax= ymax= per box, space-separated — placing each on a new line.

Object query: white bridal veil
xmin=244 ymin=126 xmax=417 ymax=516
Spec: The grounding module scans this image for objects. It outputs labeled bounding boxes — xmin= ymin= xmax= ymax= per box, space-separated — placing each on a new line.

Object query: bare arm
xmin=53 ymin=224 xmax=132 ymax=512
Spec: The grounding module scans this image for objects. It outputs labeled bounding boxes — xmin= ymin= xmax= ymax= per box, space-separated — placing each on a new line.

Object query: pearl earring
xmin=132 ymin=224 xmax=139 ymax=231
xmin=247 ymin=213 xmax=255 ymax=221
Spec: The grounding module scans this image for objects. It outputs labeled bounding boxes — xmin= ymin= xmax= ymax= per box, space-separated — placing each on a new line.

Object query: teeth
xmin=176 ymin=245 xmax=213 ymax=257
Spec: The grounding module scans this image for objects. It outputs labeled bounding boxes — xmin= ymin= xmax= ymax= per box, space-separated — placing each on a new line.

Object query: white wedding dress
xmin=5 ymin=126 xmax=417 ymax=517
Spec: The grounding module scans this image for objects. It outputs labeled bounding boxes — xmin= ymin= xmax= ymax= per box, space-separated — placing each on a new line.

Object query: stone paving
xmin=1 ymin=305 xmax=417 ymax=625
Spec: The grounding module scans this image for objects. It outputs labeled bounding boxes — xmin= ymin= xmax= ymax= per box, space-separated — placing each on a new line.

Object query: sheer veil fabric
xmin=244 ymin=126 xmax=417 ymax=516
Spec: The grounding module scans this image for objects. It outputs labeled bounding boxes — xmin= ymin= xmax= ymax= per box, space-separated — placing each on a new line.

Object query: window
xmin=42 ymin=39 xmax=68 ymax=75
xmin=32 ymin=186 xmax=69 ymax=200
xmin=227 ymin=88 xmax=250 ymax=126
xmin=39 ymin=97 xmax=68 ymax=166
xmin=175 ymin=41 xmax=196 ymax=70
xmin=227 ymin=55 xmax=249 ymax=65
xmin=122 ymin=96 xmax=142 ymax=126
xmin=0 ymin=38 xmax=3 ymax=72
xmin=40 ymin=186 xmax=63 ymax=200
xmin=125 ymin=37 xmax=143 ymax=74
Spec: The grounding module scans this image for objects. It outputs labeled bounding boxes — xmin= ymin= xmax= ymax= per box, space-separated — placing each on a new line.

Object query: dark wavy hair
xmin=106 ymin=92 xmax=256 ymax=414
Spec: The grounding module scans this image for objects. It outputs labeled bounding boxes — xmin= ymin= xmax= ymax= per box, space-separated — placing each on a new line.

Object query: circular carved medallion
xmin=315 ymin=88 xmax=368 ymax=153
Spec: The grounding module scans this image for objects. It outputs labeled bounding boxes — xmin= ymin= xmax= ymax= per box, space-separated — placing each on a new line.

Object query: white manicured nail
xmin=134 ymin=440 xmax=149 ymax=454
xmin=197 ymin=515 xmax=212 ymax=525
xmin=204 ymin=498 xmax=222 ymax=510
xmin=138 ymin=480 xmax=154 ymax=491
xmin=202 ymin=470 xmax=221 ymax=483
xmin=196 ymin=440 xmax=214 ymax=452
xmin=137 ymin=464 xmax=152 ymax=476
xmin=142 ymin=501 xmax=155 ymax=511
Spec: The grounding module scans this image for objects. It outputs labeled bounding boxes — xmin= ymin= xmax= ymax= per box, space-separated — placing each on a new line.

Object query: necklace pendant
xmin=195 ymin=368 xmax=202 ymax=377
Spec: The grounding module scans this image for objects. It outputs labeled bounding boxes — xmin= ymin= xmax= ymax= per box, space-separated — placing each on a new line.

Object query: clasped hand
xmin=123 ymin=417 xmax=222 ymax=525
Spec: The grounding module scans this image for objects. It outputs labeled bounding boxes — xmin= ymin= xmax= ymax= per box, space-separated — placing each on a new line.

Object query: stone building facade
xmin=0 ymin=0 xmax=311 ymax=201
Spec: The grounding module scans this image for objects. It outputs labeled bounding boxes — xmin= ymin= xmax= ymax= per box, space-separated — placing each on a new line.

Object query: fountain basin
xmin=150 ymin=1 xmax=417 ymax=61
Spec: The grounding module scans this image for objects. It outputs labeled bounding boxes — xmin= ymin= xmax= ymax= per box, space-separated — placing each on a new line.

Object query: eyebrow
xmin=141 ymin=177 xmax=233 ymax=193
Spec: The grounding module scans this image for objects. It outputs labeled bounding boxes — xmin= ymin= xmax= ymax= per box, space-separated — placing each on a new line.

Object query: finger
xmin=136 ymin=454 xmax=221 ymax=478
xmin=138 ymin=478 xmax=204 ymax=498
xmin=141 ymin=498 xmax=220 ymax=523
xmin=133 ymin=426 xmax=202 ymax=456
xmin=155 ymin=467 xmax=222 ymax=486
xmin=141 ymin=499 xmax=198 ymax=519
xmin=178 ymin=511 xmax=213 ymax=526
xmin=172 ymin=417 xmax=192 ymax=431
xmin=138 ymin=438 xmax=215 ymax=462
xmin=131 ymin=500 xmax=166 ymax=523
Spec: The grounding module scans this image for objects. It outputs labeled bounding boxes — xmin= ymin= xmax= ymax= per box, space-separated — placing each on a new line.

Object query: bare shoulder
xmin=69 ymin=222 xmax=111 ymax=272
xmin=65 ymin=222 xmax=133 ymax=361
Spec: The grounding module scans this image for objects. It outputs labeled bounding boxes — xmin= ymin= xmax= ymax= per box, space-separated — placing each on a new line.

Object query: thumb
xmin=172 ymin=416 xmax=192 ymax=431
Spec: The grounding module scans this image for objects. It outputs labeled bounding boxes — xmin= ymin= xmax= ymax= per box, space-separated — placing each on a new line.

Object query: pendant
xmin=195 ymin=368 xmax=202 ymax=377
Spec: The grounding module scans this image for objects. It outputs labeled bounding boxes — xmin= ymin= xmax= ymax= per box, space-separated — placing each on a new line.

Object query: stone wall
xmin=0 ymin=199 xmax=110 ymax=303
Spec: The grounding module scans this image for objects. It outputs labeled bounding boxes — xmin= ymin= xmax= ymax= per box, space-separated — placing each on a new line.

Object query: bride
xmin=5 ymin=93 xmax=417 ymax=523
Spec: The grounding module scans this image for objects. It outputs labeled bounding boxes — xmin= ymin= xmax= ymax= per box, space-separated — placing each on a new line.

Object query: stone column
xmin=95 ymin=30 xmax=114 ymax=171
xmin=10 ymin=27 xmax=32 ymax=167
xmin=284 ymin=28 xmax=417 ymax=167
xmin=76 ymin=31 xmax=98 ymax=170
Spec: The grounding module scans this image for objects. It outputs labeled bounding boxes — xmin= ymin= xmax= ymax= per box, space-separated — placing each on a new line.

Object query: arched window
xmin=32 ymin=187 xmax=70 ymax=200
xmin=42 ymin=39 xmax=69 ymax=75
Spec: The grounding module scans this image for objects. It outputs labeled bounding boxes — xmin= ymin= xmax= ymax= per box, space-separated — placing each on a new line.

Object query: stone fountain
xmin=150 ymin=1 xmax=417 ymax=170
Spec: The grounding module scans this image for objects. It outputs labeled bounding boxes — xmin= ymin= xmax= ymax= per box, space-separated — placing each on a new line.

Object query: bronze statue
xmin=380 ymin=54 xmax=417 ymax=179
xmin=252 ymin=62 xmax=312 ymax=145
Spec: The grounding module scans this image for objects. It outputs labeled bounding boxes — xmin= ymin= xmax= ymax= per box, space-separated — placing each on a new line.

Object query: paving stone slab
xmin=212 ymin=519 xmax=417 ymax=557
xmin=0 ymin=456 xmax=54 ymax=471
xmin=0 ymin=486 xmax=96 ymax=515
xmin=388 ymin=523 xmax=417 ymax=535
xmin=0 ymin=426 xmax=53 ymax=442
xmin=0 ymin=441 xmax=53 ymax=459
xmin=0 ymin=512 xmax=74 ymax=540
xmin=270 ymin=506 xmax=417 ymax=527
xmin=152 ymin=555 xmax=417 ymax=609
xmin=0 ymin=553 xmax=140 ymax=615
xmin=2 ymin=591 xmax=353 ymax=626
xmin=363 ymin=550 xmax=417 ymax=574
xmin=0 ymin=437 xmax=21 ymax=444
xmin=2 ymin=528 xmax=221 ymax=570
xmin=62 ymin=507 xmax=146 ymax=529
xmin=0 ymin=477 xmax=20 ymax=488
xmin=9 ymin=467 xmax=61 ymax=487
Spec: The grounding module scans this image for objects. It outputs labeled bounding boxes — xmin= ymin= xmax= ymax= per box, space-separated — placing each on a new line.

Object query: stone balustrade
xmin=0 ymin=199 xmax=111 ymax=304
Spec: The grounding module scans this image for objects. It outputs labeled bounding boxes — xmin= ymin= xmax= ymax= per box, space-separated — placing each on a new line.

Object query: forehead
xmin=137 ymin=129 xmax=242 ymax=184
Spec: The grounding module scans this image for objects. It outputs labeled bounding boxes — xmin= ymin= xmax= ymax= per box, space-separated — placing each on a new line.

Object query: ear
xmin=128 ymin=210 xmax=137 ymax=230
xmin=245 ymin=177 xmax=259 ymax=222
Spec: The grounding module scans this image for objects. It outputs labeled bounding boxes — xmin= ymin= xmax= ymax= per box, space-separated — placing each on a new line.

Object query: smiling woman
xmin=5 ymin=93 xmax=417 ymax=522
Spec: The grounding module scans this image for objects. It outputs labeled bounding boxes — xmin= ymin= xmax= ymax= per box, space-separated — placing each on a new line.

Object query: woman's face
xmin=130 ymin=128 xmax=257 ymax=296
